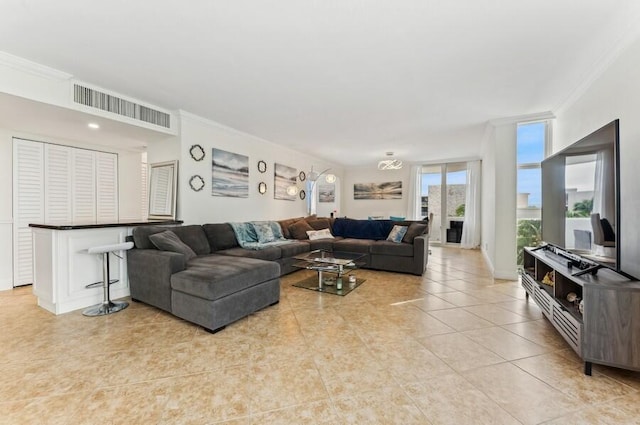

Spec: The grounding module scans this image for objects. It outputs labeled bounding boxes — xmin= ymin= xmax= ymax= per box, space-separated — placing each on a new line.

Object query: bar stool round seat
xmin=83 ymin=241 xmax=134 ymax=317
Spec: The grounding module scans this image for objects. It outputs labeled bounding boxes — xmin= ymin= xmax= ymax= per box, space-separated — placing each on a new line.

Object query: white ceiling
xmin=1 ymin=0 xmax=639 ymax=165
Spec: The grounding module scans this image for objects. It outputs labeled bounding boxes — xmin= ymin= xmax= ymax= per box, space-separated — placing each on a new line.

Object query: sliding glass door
xmin=421 ymin=162 xmax=467 ymax=244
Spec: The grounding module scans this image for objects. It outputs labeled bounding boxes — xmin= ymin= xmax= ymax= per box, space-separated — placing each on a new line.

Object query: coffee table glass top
xmin=293 ymin=250 xmax=366 ymax=268
xmin=292 ymin=250 xmax=366 ymax=296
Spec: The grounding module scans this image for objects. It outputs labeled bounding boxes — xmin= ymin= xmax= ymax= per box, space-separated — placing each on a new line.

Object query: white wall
xmin=555 ymin=33 xmax=640 ymax=279
xmin=175 ymin=112 xmax=341 ymax=224
xmin=480 ymin=125 xmax=497 ymax=274
xmin=481 ymin=123 xmax=518 ymax=279
xmin=341 ymin=166 xmax=410 ymax=219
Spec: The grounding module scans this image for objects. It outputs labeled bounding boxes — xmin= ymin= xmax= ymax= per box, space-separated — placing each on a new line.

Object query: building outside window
xmin=516 ymin=121 xmax=549 ymax=264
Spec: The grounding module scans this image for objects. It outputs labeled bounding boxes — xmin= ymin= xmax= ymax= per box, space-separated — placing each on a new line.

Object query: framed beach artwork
xmin=353 ymin=181 xmax=402 ymax=200
xmin=212 ymin=148 xmax=249 ymax=197
xmin=318 ymin=183 xmax=335 ymax=202
xmin=274 ymin=163 xmax=297 ymax=200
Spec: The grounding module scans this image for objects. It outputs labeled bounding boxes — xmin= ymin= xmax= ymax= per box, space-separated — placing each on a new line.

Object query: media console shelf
xmin=522 ymin=246 xmax=640 ymax=375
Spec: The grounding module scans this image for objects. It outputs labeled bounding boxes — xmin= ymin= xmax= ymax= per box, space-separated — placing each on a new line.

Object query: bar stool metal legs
xmin=83 ymin=241 xmax=133 ymax=317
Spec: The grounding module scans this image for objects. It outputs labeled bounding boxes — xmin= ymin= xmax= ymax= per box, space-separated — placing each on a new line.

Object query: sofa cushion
xmin=331 ymin=218 xmax=394 ymax=240
xmin=370 ymin=240 xmax=414 ymax=257
xmin=148 ymin=230 xmax=198 ymax=262
xmin=278 ymin=241 xmax=311 ymax=257
xmin=307 ymin=218 xmax=331 ymax=231
xmin=217 ymin=246 xmax=282 ymax=261
xmin=172 ymin=254 xmax=280 ymax=300
xmin=307 ymin=238 xmax=341 ymax=251
xmin=203 ymin=223 xmax=239 ymax=251
xmin=386 ymin=225 xmax=408 ymax=243
xmin=133 ymin=225 xmax=211 ymax=255
xmin=402 ymin=223 xmax=428 ymax=243
xmin=289 ymin=220 xmax=314 ymax=240
xmin=332 ymin=238 xmax=375 ymax=254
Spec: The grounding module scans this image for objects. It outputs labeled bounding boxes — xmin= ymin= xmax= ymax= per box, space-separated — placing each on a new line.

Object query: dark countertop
xmin=29 ymin=219 xmax=183 ymax=230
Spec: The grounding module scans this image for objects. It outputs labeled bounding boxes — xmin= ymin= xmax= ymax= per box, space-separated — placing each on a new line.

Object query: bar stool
xmin=83 ymin=241 xmax=134 ymax=317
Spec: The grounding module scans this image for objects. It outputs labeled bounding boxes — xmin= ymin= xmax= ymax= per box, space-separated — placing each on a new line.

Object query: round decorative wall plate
xmin=189 ymin=175 xmax=205 ymax=192
xmin=189 ymin=144 xmax=205 ymax=161
xmin=299 ymin=189 xmax=306 ymax=200
xmin=298 ymin=171 xmax=306 ymax=181
xmin=257 ymin=160 xmax=267 ymax=173
xmin=258 ymin=182 xmax=267 ymax=194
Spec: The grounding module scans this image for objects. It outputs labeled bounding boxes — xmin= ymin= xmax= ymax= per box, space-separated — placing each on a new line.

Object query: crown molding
xmin=0 ymin=51 xmax=72 ymax=80
xmin=489 ymin=111 xmax=555 ymax=127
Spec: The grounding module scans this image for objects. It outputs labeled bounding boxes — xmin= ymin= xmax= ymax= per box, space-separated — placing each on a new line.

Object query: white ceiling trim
xmin=0 ymin=51 xmax=71 ymax=80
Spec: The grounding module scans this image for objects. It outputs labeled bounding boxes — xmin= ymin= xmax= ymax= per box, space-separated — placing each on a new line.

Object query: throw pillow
xmin=149 ymin=230 xmax=197 ymax=262
xmin=307 ymin=218 xmax=331 ymax=230
xmin=289 ymin=220 xmax=314 ymax=240
xmin=306 ymin=228 xmax=335 ymax=241
xmin=387 ymin=225 xmax=408 ymax=243
xmin=252 ymin=221 xmax=276 ymax=243
xmin=402 ymin=223 xmax=428 ymax=244
xmin=390 ymin=216 xmax=406 ymax=221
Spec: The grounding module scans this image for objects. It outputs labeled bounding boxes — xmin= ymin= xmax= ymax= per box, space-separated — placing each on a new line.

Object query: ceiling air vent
xmin=73 ymin=84 xmax=170 ymax=129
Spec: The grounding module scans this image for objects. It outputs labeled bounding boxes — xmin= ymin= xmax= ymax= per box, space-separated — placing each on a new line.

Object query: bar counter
xmin=29 ymin=219 xmax=182 ymax=314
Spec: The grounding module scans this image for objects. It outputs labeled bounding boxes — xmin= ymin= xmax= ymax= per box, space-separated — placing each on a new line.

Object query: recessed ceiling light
xmin=88 ymin=123 xmax=100 ymax=129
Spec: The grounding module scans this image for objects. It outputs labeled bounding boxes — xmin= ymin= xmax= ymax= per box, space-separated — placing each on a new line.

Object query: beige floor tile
xmin=4 ymin=247 xmax=640 ymax=425
xmin=404 ymin=373 xmax=521 ymax=425
xmin=406 ymin=294 xmax=457 ymax=311
xmin=159 ymin=368 xmax=252 ymax=423
xmin=367 ymin=337 xmax=454 ymax=383
xmin=427 ymin=307 xmax=494 ymax=331
xmin=463 ymin=304 xmax=529 ymax=325
xmin=462 ymin=362 xmax=584 ymax=425
xmin=420 ymin=332 xmax=505 ymax=372
xmin=332 ymin=386 xmax=429 ymax=424
xmin=432 ymin=291 xmax=486 ymax=307
xmin=462 ymin=326 xmax=550 ymax=360
xmin=313 ymin=352 xmax=397 ymax=397
xmin=501 ymin=319 xmax=571 ymax=350
xmin=514 ymin=352 xmax=637 ymax=404
xmin=247 ymin=359 xmax=329 ymax=413
xmin=246 ymin=400 xmax=339 ymax=424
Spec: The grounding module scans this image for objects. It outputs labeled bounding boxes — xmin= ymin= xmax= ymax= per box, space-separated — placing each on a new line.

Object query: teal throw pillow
xmin=390 ymin=216 xmax=405 ymax=221
xmin=386 ymin=225 xmax=408 ymax=243
xmin=252 ymin=221 xmax=276 ymax=243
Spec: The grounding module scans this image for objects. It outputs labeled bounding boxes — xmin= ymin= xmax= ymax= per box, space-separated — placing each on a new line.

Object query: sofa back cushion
xmin=402 ymin=222 xmax=428 ymax=243
xmin=149 ymin=230 xmax=197 ymax=261
xmin=133 ymin=225 xmax=211 ymax=255
xmin=203 ymin=223 xmax=240 ymax=252
xmin=332 ymin=218 xmax=394 ymax=240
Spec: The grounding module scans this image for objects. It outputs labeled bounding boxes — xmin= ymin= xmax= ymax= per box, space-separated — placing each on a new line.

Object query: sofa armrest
xmin=413 ymin=234 xmax=429 ymax=274
xmin=127 ymin=249 xmax=186 ymax=312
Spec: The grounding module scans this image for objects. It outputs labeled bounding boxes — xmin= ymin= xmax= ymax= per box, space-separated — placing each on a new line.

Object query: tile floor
xmin=1 ymin=247 xmax=640 ymax=424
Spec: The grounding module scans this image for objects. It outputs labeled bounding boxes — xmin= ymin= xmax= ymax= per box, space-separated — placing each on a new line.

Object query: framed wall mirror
xmin=148 ymin=160 xmax=178 ymax=220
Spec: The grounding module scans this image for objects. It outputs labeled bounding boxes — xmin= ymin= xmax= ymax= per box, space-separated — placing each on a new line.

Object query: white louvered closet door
xmin=13 ymin=139 xmax=44 ymax=286
xmin=72 ymin=149 xmax=96 ymax=224
xmin=96 ymin=152 xmax=119 ymax=223
xmin=44 ymin=144 xmax=72 ymax=224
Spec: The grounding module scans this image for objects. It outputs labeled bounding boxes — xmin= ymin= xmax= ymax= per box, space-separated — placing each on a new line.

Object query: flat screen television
xmin=541 ymin=119 xmax=621 ymax=273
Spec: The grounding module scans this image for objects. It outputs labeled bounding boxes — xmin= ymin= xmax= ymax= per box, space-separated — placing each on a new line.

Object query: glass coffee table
xmin=292 ymin=250 xmax=366 ymax=296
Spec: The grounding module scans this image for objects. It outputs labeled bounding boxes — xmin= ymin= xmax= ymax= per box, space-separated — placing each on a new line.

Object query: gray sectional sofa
xmin=126 ymin=217 xmax=429 ymax=332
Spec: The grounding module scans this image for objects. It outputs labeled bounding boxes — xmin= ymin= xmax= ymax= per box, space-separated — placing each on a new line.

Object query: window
xmin=421 ymin=162 xmax=468 ymax=244
xmin=516 ymin=121 xmax=548 ymax=264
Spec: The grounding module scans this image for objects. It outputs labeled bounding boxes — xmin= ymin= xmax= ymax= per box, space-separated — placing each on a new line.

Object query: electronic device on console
xmin=537 ymin=243 xmax=602 ymax=276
